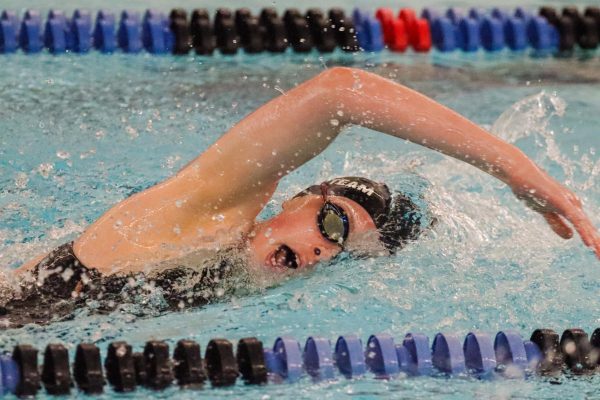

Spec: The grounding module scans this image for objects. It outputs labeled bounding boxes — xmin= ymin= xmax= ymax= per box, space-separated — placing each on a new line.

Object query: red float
xmin=398 ymin=8 xmax=431 ymax=52
xmin=376 ymin=8 xmax=408 ymax=52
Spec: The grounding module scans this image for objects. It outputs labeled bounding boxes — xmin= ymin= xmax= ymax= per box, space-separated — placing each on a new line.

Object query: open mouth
xmin=270 ymin=244 xmax=299 ymax=269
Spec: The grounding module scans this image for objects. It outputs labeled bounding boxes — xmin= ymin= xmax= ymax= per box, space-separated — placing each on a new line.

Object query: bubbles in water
xmin=56 ymin=150 xmax=70 ymax=160
xmin=125 ymin=126 xmax=138 ymax=138
xmin=13 ymin=172 xmax=28 ymax=189
xmin=37 ymin=163 xmax=53 ymax=178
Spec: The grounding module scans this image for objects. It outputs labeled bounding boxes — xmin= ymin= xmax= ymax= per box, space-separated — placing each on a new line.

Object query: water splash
xmin=491 ymin=91 xmax=577 ymax=186
xmin=491 ymin=91 xmax=566 ymax=144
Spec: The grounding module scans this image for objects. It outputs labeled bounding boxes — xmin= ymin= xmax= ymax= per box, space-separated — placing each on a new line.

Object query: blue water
xmin=1 ymin=1 xmax=600 ymax=399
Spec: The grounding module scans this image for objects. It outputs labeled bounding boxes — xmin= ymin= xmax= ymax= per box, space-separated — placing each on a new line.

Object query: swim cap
xmin=293 ymin=176 xmax=423 ymax=252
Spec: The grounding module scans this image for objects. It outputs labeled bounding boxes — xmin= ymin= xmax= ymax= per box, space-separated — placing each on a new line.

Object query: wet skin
xmin=247 ymin=194 xmax=378 ymax=271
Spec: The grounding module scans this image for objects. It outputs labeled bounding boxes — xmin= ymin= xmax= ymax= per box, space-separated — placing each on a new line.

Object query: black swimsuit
xmin=1 ymin=242 xmax=237 ymax=328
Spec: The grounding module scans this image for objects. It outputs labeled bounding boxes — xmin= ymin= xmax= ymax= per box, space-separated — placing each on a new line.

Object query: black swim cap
xmin=293 ymin=176 xmax=423 ymax=252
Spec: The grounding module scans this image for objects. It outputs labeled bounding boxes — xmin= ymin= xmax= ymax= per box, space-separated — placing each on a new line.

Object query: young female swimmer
xmin=6 ymin=67 xmax=600 ymax=324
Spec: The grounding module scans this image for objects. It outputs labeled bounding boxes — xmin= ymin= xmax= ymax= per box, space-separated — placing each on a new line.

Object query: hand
xmin=509 ymin=171 xmax=600 ymax=260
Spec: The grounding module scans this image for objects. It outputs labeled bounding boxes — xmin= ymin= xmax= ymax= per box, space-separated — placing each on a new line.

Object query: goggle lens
xmin=318 ymin=202 xmax=349 ymax=245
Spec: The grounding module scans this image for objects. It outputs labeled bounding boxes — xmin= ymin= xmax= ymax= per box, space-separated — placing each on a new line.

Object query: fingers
xmin=566 ymin=210 xmax=600 ymax=259
xmin=543 ymin=212 xmax=573 ymax=239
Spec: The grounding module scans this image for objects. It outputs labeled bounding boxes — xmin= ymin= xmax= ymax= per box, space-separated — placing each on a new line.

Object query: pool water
xmin=1 ymin=1 xmax=600 ymax=399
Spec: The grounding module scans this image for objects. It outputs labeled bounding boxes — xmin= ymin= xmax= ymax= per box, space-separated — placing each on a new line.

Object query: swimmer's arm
xmin=192 ymin=67 xmax=599 ymax=258
xmin=14 ymin=253 xmax=46 ymax=274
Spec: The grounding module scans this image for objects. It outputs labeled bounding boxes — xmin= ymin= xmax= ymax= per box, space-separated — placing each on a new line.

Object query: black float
xmin=104 ymin=341 xmax=136 ymax=392
xmin=169 ymin=8 xmax=191 ymax=54
xmin=173 ymin=339 xmax=206 ymax=388
xmin=204 ymin=338 xmax=238 ymax=387
xmin=41 ymin=344 xmax=71 ymax=395
xmin=236 ymin=337 xmax=268 ymax=385
xmin=260 ymin=8 xmax=288 ymax=53
xmin=214 ymin=8 xmax=239 ymax=54
xmin=559 ymin=329 xmax=595 ymax=373
xmin=235 ymin=8 xmax=265 ymax=53
xmin=143 ymin=341 xmax=174 ymax=390
xmin=190 ymin=9 xmax=215 ymax=55
xmin=73 ymin=344 xmax=104 ymax=394
xmin=13 ymin=344 xmax=41 ymax=397
xmin=530 ymin=329 xmax=564 ymax=375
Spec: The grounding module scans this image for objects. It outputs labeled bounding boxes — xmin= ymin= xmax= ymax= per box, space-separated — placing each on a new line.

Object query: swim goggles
xmin=317 ymin=183 xmax=349 ymax=246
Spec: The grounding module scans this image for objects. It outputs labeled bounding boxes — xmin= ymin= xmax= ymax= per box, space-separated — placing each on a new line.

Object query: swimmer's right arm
xmin=192 ymin=67 xmax=599 ymax=258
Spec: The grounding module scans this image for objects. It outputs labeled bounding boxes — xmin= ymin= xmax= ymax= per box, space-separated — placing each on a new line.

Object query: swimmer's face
xmin=247 ymin=195 xmax=378 ymax=271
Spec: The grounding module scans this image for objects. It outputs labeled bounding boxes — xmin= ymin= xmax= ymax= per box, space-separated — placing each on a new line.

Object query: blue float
xmin=523 ymin=340 xmax=542 ymax=370
xmin=262 ymin=347 xmax=276 ymax=376
xmin=480 ymin=16 xmax=505 ymax=51
xmin=504 ymin=17 xmax=527 ymax=50
xmin=463 ymin=332 xmax=496 ymax=376
xmin=20 ymin=10 xmax=43 ymax=53
xmin=334 ymin=335 xmax=366 ymax=379
xmin=445 ymin=8 xmax=463 ymax=24
xmin=0 ymin=11 xmax=18 ymax=53
xmin=431 ymin=333 xmax=466 ymax=375
xmin=494 ymin=330 xmax=528 ymax=376
xmin=303 ymin=337 xmax=334 ymax=381
xmin=457 ymin=17 xmax=480 ymax=51
xmin=44 ymin=10 xmax=69 ymax=53
xmin=526 ymin=16 xmax=557 ymax=51
xmin=365 ymin=334 xmax=399 ymax=378
xmin=71 ymin=9 xmax=92 ymax=53
xmin=93 ymin=10 xmax=116 ymax=53
xmin=0 ymin=354 xmax=18 ymax=395
xmin=431 ymin=17 xmax=457 ymax=52
xmin=358 ymin=18 xmax=384 ymax=51
xmin=468 ymin=8 xmax=485 ymax=22
xmin=352 ymin=8 xmax=367 ymax=29
xmin=142 ymin=9 xmax=169 ymax=54
xmin=399 ymin=333 xmax=432 ymax=376
xmin=272 ymin=337 xmax=303 ymax=382
xmin=514 ymin=8 xmax=533 ymax=24
xmin=491 ymin=8 xmax=508 ymax=22
xmin=421 ymin=8 xmax=439 ymax=23
xmin=118 ymin=10 xmax=142 ymax=53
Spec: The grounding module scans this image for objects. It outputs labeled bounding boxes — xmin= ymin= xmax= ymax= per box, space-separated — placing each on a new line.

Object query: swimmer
xmin=4 ymin=67 xmax=600 ymax=325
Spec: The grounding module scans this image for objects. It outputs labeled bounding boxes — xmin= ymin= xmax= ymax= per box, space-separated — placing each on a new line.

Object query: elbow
xmin=315 ymin=67 xmax=359 ymax=89
xmin=313 ymin=67 xmax=361 ymax=122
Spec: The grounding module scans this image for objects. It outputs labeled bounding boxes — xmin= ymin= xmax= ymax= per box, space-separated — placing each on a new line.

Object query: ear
xmin=281 ymin=199 xmax=291 ymax=210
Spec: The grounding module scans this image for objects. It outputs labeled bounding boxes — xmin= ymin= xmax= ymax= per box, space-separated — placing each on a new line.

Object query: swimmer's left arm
xmin=186 ymin=67 xmax=599 ymax=258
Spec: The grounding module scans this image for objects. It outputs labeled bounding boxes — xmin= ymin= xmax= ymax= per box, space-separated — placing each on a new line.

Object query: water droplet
xmin=37 ymin=163 xmax=54 ymax=178
xmin=14 ymin=172 xmax=28 ymax=189
xmin=330 ymin=118 xmax=340 ymax=127
xmin=56 ymin=150 xmax=70 ymax=159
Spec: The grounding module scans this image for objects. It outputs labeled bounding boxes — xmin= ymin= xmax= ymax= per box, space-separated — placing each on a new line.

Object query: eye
xmin=314 ymin=248 xmax=321 ymax=256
